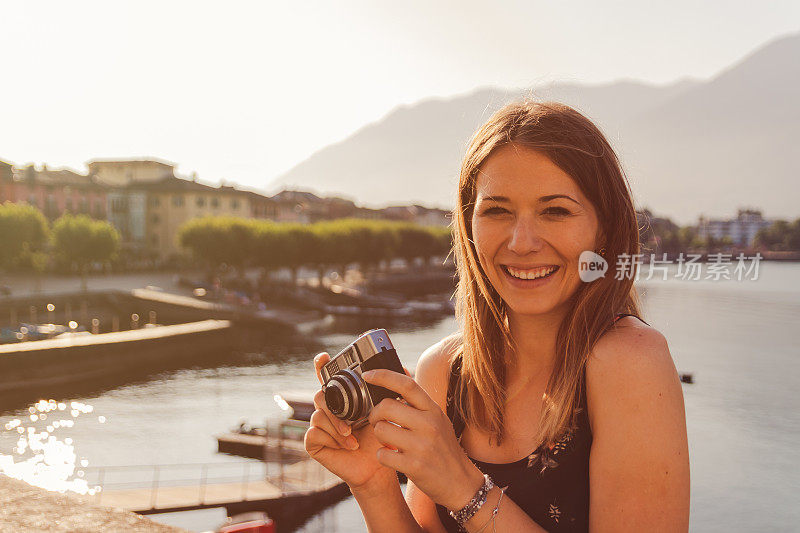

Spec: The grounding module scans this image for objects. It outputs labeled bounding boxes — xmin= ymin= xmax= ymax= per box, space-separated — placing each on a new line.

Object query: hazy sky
xmin=2 ymin=1 xmax=798 ymax=195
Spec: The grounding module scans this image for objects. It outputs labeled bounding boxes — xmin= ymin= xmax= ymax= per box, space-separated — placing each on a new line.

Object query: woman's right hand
xmin=304 ymin=352 xmax=396 ymax=491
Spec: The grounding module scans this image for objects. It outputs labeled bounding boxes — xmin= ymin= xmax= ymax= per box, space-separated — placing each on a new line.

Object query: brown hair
xmin=452 ymin=100 xmax=643 ymax=446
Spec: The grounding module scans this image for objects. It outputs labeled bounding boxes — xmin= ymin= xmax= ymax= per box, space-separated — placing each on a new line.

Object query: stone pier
xmin=0 ymin=476 xmax=186 ymax=532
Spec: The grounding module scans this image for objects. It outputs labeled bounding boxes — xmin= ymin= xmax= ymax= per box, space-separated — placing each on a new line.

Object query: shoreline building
xmin=2 ymin=156 xmax=454 ymax=263
xmin=380 ymin=205 xmax=451 ymax=226
xmin=139 ymin=176 xmax=255 ymax=260
xmin=0 ymin=161 xmax=108 ymax=221
xmin=88 ymin=159 xmax=268 ymax=261
xmin=88 ymin=159 xmax=176 ymax=259
xmin=696 ymin=209 xmax=772 ymax=247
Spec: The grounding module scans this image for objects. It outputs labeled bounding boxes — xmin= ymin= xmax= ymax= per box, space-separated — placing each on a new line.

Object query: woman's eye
xmin=482 ymin=206 xmax=509 ymax=216
xmin=544 ymin=207 xmax=571 ymax=217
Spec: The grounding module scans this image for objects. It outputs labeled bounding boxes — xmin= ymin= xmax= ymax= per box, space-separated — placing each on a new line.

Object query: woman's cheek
xmin=471 ymin=228 xmax=493 ymax=269
xmin=476 ymin=250 xmax=496 ymax=285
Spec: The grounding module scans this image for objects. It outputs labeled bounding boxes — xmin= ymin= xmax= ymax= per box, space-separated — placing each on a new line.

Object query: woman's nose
xmin=507 ymin=218 xmax=544 ymax=255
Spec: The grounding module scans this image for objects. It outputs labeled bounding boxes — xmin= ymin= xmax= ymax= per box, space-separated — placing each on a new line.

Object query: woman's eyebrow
xmin=540 ymin=194 xmax=581 ymax=206
xmin=479 ymin=194 xmax=581 ymax=205
xmin=479 ymin=195 xmax=510 ymax=203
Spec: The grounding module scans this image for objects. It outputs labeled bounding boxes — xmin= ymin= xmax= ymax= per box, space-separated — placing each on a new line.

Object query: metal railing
xmin=84 ymin=461 xmax=269 ymax=507
xmin=83 ymin=421 xmax=324 ymax=510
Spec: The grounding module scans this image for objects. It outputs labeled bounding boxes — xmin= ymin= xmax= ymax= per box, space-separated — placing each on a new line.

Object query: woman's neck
xmin=506 ymin=305 xmax=568 ymax=380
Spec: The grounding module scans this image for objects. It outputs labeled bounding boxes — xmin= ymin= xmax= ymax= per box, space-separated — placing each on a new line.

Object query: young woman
xmin=305 ymin=101 xmax=690 ymax=532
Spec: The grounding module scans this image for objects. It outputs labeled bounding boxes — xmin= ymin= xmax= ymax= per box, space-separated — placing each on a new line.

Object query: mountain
xmin=271 ymin=32 xmax=800 ymax=224
xmin=618 ymin=32 xmax=800 ymax=223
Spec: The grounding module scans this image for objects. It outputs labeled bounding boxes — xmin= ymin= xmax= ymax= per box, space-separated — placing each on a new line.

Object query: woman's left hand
xmin=362 ymin=368 xmax=485 ymax=511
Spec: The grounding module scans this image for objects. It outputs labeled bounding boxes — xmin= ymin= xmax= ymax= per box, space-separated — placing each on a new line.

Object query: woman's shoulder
xmin=585 ymin=317 xmax=683 ymax=431
xmin=588 ymin=316 xmax=672 ymax=376
xmin=584 ymin=318 xmax=690 ymax=528
xmin=414 ymin=332 xmax=462 ymax=410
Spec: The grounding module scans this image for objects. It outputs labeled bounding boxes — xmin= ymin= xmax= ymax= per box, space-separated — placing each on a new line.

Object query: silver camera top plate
xmin=320 ymin=329 xmax=394 ymax=383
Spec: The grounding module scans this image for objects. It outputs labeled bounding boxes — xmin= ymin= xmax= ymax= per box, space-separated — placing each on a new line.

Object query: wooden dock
xmin=217 ymin=431 xmax=309 ymax=462
xmin=94 ymin=479 xmax=283 ymax=512
xmin=90 ymin=459 xmax=347 ymax=518
xmin=87 ymin=421 xmax=351 ymax=527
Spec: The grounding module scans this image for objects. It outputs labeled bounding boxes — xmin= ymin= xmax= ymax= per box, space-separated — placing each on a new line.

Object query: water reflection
xmin=0 ymin=399 xmax=102 ymax=495
xmin=1 ymin=264 xmax=799 ymax=530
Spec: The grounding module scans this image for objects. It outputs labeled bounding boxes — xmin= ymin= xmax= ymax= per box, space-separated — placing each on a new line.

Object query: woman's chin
xmin=503 ymin=301 xmax=561 ymax=318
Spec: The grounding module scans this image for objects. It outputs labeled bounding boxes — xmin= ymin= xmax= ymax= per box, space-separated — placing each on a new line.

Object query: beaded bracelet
xmin=449 ymin=473 xmax=494 ymax=527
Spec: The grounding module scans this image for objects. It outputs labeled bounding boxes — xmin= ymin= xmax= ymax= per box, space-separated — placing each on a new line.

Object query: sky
xmin=1 ymin=1 xmax=798 ymax=197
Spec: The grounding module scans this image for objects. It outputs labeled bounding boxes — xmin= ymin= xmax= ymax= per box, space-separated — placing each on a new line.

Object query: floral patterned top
xmin=434 ymin=313 xmax=647 ymax=532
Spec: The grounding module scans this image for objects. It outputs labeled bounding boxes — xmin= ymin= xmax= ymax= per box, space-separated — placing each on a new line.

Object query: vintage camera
xmin=320 ymin=329 xmax=405 ymax=429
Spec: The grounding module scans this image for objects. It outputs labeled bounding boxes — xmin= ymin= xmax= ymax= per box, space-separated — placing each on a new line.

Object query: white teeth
xmin=506 ymin=266 xmax=557 ymax=280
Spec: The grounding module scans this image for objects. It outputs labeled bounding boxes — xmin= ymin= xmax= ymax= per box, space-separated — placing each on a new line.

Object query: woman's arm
xmin=586 ymin=324 xmax=691 ymax=531
xmin=368 ymin=366 xmax=557 ymax=532
xmin=351 ymin=470 xmax=422 ymax=533
xmin=367 ymin=337 xmax=552 ymax=533
xmin=402 ymin=335 xmax=457 ymax=532
xmin=352 ymin=335 xmax=459 ymax=533
xmin=304 ymin=352 xmax=420 ymax=532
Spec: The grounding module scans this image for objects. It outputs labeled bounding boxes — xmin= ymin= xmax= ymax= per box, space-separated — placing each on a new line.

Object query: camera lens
xmin=324 ymin=369 xmax=368 ymax=422
xmin=324 ymin=385 xmax=346 ymax=416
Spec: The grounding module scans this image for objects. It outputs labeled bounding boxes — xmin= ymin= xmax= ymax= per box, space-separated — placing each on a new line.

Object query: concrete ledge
xmin=0 ymin=475 xmax=186 ymax=532
xmin=0 ymin=320 xmax=231 ymax=355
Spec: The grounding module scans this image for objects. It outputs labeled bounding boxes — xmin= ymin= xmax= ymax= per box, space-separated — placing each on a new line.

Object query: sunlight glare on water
xmin=0 ymin=399 xmax=102 ymax=496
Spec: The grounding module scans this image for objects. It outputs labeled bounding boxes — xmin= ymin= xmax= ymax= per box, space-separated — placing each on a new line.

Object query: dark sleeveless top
xmin=435 ymin=313 xmax=649 ymax=532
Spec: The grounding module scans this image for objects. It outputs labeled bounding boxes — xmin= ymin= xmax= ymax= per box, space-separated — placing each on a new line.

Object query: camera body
xmin=320 ymin=328 xmax=404 ymax=429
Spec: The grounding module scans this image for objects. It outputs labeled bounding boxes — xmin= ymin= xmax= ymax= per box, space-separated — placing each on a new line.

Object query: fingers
xmin=314 ymin=352 xmax=331 ymax=386
xmin=372 ymin=419 xmax=416 ymax=452
xmin=362 ymin=369 xmax=436 ymax=411
xmin=304 ymin=426 xmax=342 ymax=454
xmin=313 ymin=389 xmax=352 ymax=437
xmin=368 ymin=397 xmax=424 ymax=430
xmin=313 ymin=354 xmax=353 ymax=437
xmin=310 ymin=409 xmax=359 ymax=450
xmin=375 ymin=446 xmax=417 ymax=474
xmin=313 ymin=352 xmax=355 ymax=437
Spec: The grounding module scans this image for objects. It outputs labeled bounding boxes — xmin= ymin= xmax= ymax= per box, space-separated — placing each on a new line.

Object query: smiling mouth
xmin=502 ymin=265 xmax=560 ymax=281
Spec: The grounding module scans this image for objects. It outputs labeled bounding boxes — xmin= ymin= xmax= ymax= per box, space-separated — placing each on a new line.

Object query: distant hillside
xmin=271 ymin=32 xmax=800 ymax=224
xmin=618 ymin=32 xmax=800 ymax=223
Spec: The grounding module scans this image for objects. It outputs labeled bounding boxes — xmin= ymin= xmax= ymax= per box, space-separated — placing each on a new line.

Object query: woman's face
xmin=470 ymin=144 xmax=602 ymax=318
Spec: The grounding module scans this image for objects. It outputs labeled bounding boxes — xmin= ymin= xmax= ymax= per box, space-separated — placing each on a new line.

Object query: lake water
xmin=2 ymin=262 xmax=799 ymax=532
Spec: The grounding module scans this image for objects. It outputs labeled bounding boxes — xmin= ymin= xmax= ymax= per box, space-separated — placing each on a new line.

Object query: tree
xmin=0 ymin=202 xmax=49 ymax=271
xmin=52 ymin=214 xmax=121 ymax=290
xmin=395 ymin=224 xmax=438 ymax=268
xmin=310 ymin=220 xmax=357 ymax=285
xmin=754 ymin=220 xmax=795 ymax=251
xmin=349 ymin=220 xmax=398 ymax=273
xmin=676 ymin=226 xmax=703 ymax=251
xmin=251 ymin=221 xmax=285 ymax=278
xmin=281 ymin=224 xmax=317 ymax=285
xmin=426 ymin=225 xmax=453 ymax=265
xmin=178 ymin=217 xmax=256 ymax=276
xmin=787 ymin=219 xmax=800 ymax=250
xmin=179 ymin=215 xmax=454 ymax=286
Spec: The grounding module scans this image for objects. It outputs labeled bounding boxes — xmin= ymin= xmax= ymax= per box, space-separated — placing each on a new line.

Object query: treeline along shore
xmin=0 ymin=201 xmax=451 ymax=282
xmin=3 ymin=200 xmax=800 ymax=289
xmin=177 ymin=216 xmax=452 ymax=283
